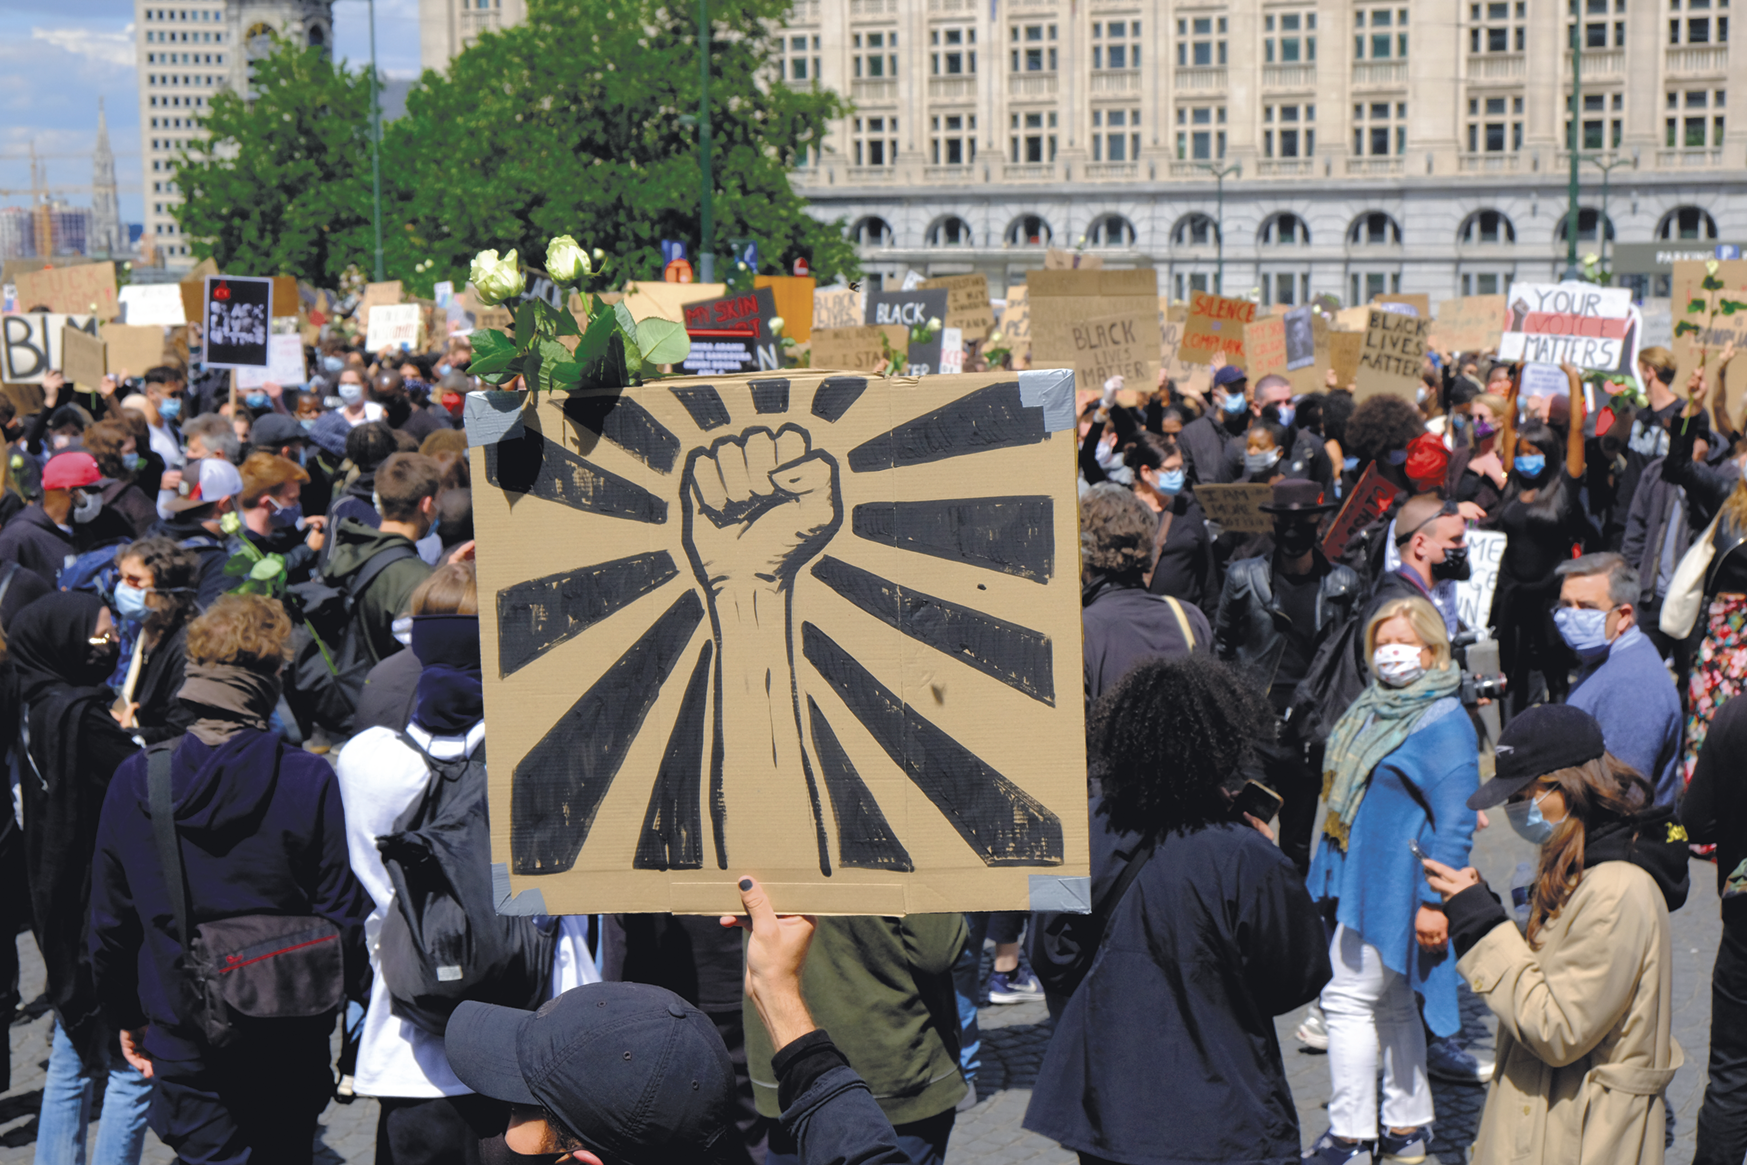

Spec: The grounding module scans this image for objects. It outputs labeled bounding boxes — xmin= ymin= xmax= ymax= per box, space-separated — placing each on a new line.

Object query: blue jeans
xmin=951 ymin=913 xmax=989 ymax=1085
xmin=34 ymin=1018 xmax=152 ymax=1165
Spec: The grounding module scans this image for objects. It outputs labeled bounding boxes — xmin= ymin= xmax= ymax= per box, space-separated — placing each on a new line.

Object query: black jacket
xmin=1681 ymin=691 xmax=1747 ymax=924
xmin=353 ymin=646 xmax=422 ymax=735
xmin=144 ymin=516 xmax=234 ymax=610
xmin=1083 ymin=581 xmax=1212 ymax=704
xmin=1213 ymin=552 xmax=1361 ymax=687
xmin=1178 ymin=412 xmax=1245 ymax=486
xmin=0 ymin=503 xmax=75 ymax=588
xmin=128 ymin=620 xmax=195 ymax=745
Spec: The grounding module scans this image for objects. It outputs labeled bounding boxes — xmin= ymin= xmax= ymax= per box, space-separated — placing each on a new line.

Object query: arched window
xmin=1086 ymin=214 xmax=1136 ymax=247
xmin=1658 ymin=206 xmax=1718 ymax=241
xmin=244 ymin=21 xmax=276 ymax=56
xmin=1555 ymin=208 xmax=1616 ymax=243
xmin=1458 ymin=210 xmax=1516 ymax=245
xmin=926 ymin=216 xmax=974 ymax=246
xmin=1259 ymin=212 xmax=1310 ymax=246
xmin=850 ymin=217 xmax=893 ymax=247
xmin=1172 ymin=213 xmax=1219 ymax=246
xmin=1005 ymin=214 xmax=1053 ymax=246
xmin=1347 ymin=211 xmax=1402 ymax=246
xmin=307 ymin=23 xmax=325 ymax=45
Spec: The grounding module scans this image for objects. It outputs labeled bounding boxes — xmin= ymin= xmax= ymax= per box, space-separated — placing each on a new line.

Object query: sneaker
xmin=1295 ymin=1005 xmax=1329 ymax=1051
xmin=1303 ymin=1131 xmax=1372 ymax=1164
xmin=1377 ymin=1126 xmax=1431 ymax=1164
xmin=987 ymin=968 xmax=1045 ymax=1004
xmin=1426 ymin=1035 xmax=1494 ymax=1084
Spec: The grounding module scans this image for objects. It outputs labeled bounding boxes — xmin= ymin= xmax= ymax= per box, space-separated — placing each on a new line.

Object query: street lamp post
xmin=1565 ymin=21 xmax=1582 ymax=278
xmin=1587 ymin=151 xmax=1632 ymax=281
xmin=696 ymin=0 xmax=714 ymax=282
xmin=1198 ymin=161 xmax=1242 ymax=295
xmin=367 ymin=0 xmax=384 ymax=282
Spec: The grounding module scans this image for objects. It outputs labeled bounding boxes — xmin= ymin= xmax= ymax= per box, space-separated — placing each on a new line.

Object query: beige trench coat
xmin=1456 ymin=860 xmax=1682 ymax=1164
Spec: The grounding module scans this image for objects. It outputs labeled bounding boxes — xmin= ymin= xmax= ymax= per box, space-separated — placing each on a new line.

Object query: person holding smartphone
xmin=1422 ymin=704 xmax=1688 ymax=1165
xmin=1303 ymin=596 xmax=1479 ymax=1165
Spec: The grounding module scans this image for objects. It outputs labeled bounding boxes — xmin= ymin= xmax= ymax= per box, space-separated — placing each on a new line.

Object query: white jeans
xmin=1320 ymin=923 xmax=1434 ymax=1139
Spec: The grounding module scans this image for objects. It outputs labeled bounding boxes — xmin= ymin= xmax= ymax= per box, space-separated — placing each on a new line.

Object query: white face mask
xmin=1372 ymin=642 xmax=1426 ymax=687
xmin=71 ymin=489 xmax=103 ymax=525
xmin=338 ymin=382 xmax=365 ymax=406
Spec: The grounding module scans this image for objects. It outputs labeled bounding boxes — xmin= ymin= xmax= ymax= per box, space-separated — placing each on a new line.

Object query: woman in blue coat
xmin=1304 ymin=596 xmax=1479 ymax=1164
xmin=1024 ymin=655 xmax=1332 ymax=1165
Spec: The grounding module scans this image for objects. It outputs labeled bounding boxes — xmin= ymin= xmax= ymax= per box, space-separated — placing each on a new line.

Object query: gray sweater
xmin=1568 ymin=626 xmax=1684 ymax=806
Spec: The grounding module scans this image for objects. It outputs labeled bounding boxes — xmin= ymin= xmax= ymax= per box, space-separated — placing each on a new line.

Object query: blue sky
xmin=0 ymin=0 xmax=421 ymax=226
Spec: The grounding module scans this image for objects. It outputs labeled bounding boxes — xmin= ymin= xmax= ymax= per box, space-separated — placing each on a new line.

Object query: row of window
xmin=144 ymin=7 xmax=219 ymax=19
xmin=147 ymin=116 xmax=197 ymax=129
xmin=148 ymin=52 xmax=223 ymax=63
xmin=147 ymin=73 xmax=219 ymax=86
xmin=147 ymin=95 xmax=206 ymax=108
xmin=145 ymin=28 xmax=223 ymax=43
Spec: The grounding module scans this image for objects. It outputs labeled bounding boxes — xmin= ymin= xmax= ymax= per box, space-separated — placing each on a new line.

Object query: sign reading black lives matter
xmin=202 ymin=276 xmax=273 ymax=368
xmin=464 ymin=369 xmax=1090 ymax=916
xmin=866 ymin=289 xmax=950 ymax=377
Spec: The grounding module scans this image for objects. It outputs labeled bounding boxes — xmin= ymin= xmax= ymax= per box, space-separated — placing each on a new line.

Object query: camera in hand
xmin=1451 ymin=629 xmax=1508 ymax=707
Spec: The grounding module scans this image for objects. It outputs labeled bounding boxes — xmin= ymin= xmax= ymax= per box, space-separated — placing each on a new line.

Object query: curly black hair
xmin=1343 ymin=395 xmax=1424 ymax=466
xmin=1090 ymin=655 xmax=1275 ymax=842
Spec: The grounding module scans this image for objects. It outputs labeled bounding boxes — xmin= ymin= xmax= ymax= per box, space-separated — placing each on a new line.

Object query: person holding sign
xmin=1490 ymin=363 xmax=1588 ymax=716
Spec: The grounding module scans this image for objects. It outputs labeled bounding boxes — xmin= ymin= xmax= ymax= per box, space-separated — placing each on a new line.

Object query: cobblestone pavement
xmin=2 ymin=816 xmax=1724 ymax=1165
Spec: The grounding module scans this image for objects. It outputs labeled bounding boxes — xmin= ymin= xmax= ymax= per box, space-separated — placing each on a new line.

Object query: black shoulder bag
xmin=1031 ymin=842 xmax=1155 ymax=1000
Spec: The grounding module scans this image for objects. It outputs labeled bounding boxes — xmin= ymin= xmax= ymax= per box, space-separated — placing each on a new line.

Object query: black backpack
xmin=285 ymin=545 xmax=416 ymax=735
xmin=374 ymin=733 xmax=554 ymax=1036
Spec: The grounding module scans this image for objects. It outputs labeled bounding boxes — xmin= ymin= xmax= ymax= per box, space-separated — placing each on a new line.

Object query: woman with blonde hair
xmin=1303 ymin=596 xmax=1479 ymax=1165
xmin=1424 ymin=703 xmax=1688 ymax=1164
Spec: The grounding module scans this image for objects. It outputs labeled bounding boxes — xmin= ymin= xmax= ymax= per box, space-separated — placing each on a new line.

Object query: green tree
xmin=385 ymin=0 xmax=856 ymax=295
xmin=175 ymin=39 xmax=377 ymax=286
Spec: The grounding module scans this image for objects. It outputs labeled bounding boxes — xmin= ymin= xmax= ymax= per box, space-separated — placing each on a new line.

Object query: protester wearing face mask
xmin=323 ymin=452 xmax=440 ymax=666
xmin=147 ymin=457 xmax=247 ymax=610
xmin=0 ymin=451 xmax=106 ymax=589
xmin=1553 ymin=553 xmax=1683 ymax=807
xmin=1176 ymin=361 xmax=1252 ymax=485
xmin=1370 ymin=494 xmax=1469 ymax=637
xmin=1114 ymin=432 xmax=1214 ymax=610
xmin=1423 ymin=704 xmax=1688 ymax=1165
xmin=1214 ymin=479 xmax=1361 ymax=872
xmin=237 ymin=453 xmax=326 ymax=585
xmin=1303 ymin=597 xmax=1478 ymax=1165
xmin=11 ymin=591 xmax=153 ymax=1165
xmin=308 ymin=367 xmax=387 ymax=461
xmin=138 ymin=368 xmax=188 ymax=472
xmin=81 ymin=420 xmax=158 ymax=539
xmin=1489 ymin=364 xmax=1589 ymax=717
xmin=1451 ymin=391 xmax=1509 ymax=521
xmin=110 ymin=537 xmax=201 ymax=744
xmin=1256 ymin=374 xmax=1335 ymax=495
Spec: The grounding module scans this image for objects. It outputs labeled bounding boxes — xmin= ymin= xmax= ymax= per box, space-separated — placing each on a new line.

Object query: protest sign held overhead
xmin=997 ymin=287 xmax=1031 ymax=361
xmin=920 ymin=274 xmax=995 ymax=339
xmin=1180 ymin=291 xmax=1256 ymax=364
xmin=203 ymin=276 xmax=273 ymax=368
xmin=1429 ymin=295 xmax=1508 ymax=353
xmin=366 ymin=304 xmax=423 ymax=352
xmin=1 ymin=314 xmax=100 ymax=383
xmin=118 ymin=284 xmax=189 ymax=327
xmin=1065 ymin=314 xmax=1151 ymax=388
xmin=100 ymin=324 xmax=170 ymax=376
xmin=1028 ymin=269 xmax=1159 ymax=390
xmin=1371 ymin=293 xmax=1430 ymax=318
xmin=1328 ymin=331 xmax=1364 ymax=388
xmin=683 ymin=287 xmax=780 ymax=375
xmin=1322 ymin=462 xmax=1403 ymax=559
xmin=237 ymin=335 xmax=310 ymax=388
xmin=1353 ymin=308 xmax=1430 ymax=401
xmin=14 ymin=261 xmax=118 ymax=318
xmin=865 ymin=287 xmax=949 ymax=331
xmin=467 ymin=369 xmax=1089 ymax=915
xmin=813 ymin=285 xmax=863 ymax=331
xmin=1498 ymin=282 xmax=1642 ymax=380
xmin=809 ymin=326 xmax=908 ymax=373
xmin=1195 ymin=484 xmax=1274 ymax=534
xmin=60 ymin=326 xmax=107 ymax=389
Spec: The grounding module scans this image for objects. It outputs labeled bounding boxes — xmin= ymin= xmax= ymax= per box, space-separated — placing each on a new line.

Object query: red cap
xmin=1404 ymin=432 xmax=1449 ymax=494
xmin=42 ymin=451 xmax=101 ymax=491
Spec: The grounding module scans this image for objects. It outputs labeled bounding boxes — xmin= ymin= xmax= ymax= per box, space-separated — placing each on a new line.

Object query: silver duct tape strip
xmin=1028 ymin=873 xmax=1092 ymax=913
xmin=463 ymin=390 xmax=529 ymax=448
xmin=492 ymin=862 xmax=549 ymax=916
xmin=1017 ymin=368 xmax=1076 ymax=432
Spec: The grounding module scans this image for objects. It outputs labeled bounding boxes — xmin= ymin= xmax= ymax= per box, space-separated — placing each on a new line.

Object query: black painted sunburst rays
xmin=497 ymin=377 xmax=1065 ymax=877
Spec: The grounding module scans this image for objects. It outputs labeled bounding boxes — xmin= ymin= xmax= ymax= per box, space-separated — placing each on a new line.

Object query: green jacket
xmin=323 ymin=518 xmax=432 ymax=665
xmin=743 ymin=913 xmax=966 ymax=1125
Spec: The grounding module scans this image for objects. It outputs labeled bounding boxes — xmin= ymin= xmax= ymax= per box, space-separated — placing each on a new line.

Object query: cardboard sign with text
xmin=0 ymin=314 xmax=100 ymax=383
xmin=1244 ymin=316 xmax=1289 ymax=379
xmin=754 ymin=275 xmax=817 ymax=343
xmin=1195 ymin=483 xmax=1274 ymax=534
xmin=1329 ymin=331 xmax=1364 ymax=388
xmin=997 ymin=288 xmax=1031 ymax=360
xmin=809 ymin=326 xmax=907 ymax=373
xmin=683 ymin=287 xmax=780 ymax=375
xmin=1180 ymin=291 xmax=1256 ymax=364
xmin=1044 ymin=249 xmax=1102 ymax=270
xmin=813 ymin=286 xmax=864 ymax=332
xmin=358 ymin=280 xmax=404 ymax=316
xmin=465 ymin=370 xmax=1089 ymax=914
xmin=1353 ymin=309 xmax=1430 ymax=401
xmin=366 ymin=303 xmax=423 ymax=351
xmin=15 ymin=262 xmax=117 ymax=318
xmin=100 ymin=324 xmax=170 ymax=376
xmin=1455 ymin=529 xmax=1506 ymax=631
xmin=1429 ymin=296 xmax=1508 ymax=353
xmin=1499 ymin=283 xmax=1640 ymax=381
xmin=1321 ymin=462 xmax=1403 ymax=559
xmin=920 ymin=274 xmax=995 ymax=340
xmin=237 ymin=334 xmax=310 ymax=388
xmin=1671 ymin=259 xmax=1747 ymax=423
xmin=1064 ymin=313 xmax=1152 ymax=390
xmin=61 ymin=326 xmax=107 ymax=388
xmin=1027 ymin=269 xmax=1159 ymax=390
xmin=119 ymin=284 xmax=188 ymax=327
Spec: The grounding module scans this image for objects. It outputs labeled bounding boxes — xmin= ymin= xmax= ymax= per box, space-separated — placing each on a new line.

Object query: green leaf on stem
xmin=635 ymin=317 xmax=690 ymax=364
xmin=514 ymin=299 xmax=538 ymax=348
xmin=1688 ymin=298 xmax=1710 ymax=314
xmin=1702 ymin=274 xmax=1727 ymax=292
xmin=1719 ymin=299 xmax=1747 ymax=316
xmin=1675 ymin=320 xmax=1702 ymax=338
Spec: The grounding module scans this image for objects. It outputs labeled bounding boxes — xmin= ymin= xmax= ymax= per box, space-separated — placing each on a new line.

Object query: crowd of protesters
xmin=0 ymin=309 xmax=1743 ymax=1165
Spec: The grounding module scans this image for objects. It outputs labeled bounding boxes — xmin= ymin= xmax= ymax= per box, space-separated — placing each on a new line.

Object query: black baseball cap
xmin=1466 ymin=704 xmax=1607 ymax=809
xmin=445 ymin=983 xmax=738 ymax=1165
xmin=250 ymin=413 xmax=306 ymax=449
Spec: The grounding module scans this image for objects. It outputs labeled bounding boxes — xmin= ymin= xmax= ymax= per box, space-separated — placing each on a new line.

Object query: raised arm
xmin=1498 ymin=365 xmax=1520 ymax=465
xmin=1560 ymin=363 xmax=1586 ymax=479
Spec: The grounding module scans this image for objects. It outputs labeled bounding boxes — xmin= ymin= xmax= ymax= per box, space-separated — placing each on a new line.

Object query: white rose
xmin=926 ymin=317 xmax=942 ymax=332
xmin=469 ymin=248 xmax=525 ymax=306
xmin=769 ymin=316 xmax=786 ymax=335
xmin=546 ymin=235 xmax=591 ymax=283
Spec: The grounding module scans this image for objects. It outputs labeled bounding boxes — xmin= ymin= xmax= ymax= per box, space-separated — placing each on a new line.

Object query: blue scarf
xmin=410 ymin=614 xmax=482 ymax=736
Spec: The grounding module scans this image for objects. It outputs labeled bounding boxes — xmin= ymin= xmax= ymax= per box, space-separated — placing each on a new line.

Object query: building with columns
xmin=135 ymin=0 xmax=334 ymax=264
xmin=779 ymin=0 xmax=1743 ymax=303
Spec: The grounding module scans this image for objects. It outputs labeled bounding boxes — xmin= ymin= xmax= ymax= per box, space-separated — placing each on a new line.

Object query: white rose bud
xmin=592 ymin=247 xmax=606 ymax=264
xmin=769 ymin=316 xmax=786 ymax=335
xmin=927 ymin=317 xmax=942 ymax=332
xmin=469 ymin=248 xmax=526 ymax=306
xmin=989 ymin=330 xmax=1003 ymax=342
xmin=546 ymin=235 xmax=591 ymax=283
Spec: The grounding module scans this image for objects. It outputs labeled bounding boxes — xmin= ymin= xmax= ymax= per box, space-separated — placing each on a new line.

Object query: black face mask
xmin=1431 ymin=545 xmax=1472 ymax=582
xmin=478 ymin=1134 xmax=569 ymax=1165
xmin=1276 ymin=521 xmax=1319 ymax=559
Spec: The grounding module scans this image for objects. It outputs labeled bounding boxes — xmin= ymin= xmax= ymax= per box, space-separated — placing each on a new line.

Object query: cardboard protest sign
xmin=237 ymin=335 xmax=309 ymax=388
xmin=1334 ymin=306 xmax=1372 ymax=333
xmin=1044 ymin=249 xmax=1102 ymax=270
xmin=866 ymin=288 xmax=949 ymax=332
xmin=61 ymin=326 xmax=107 ymax=388
xmin=1321 ymin=462 xmax=1402 ymax=559
xmin=1455 ymin=529 xmax=1506 ymax=630
xmin=1328 ymin=331 xmax=1364 ymax=388
xmin=272 ymin=276 xmax=300 ymax=317
xmin=1429 ymin=296 xmax=1508 ymax=353
xmin=621 ymin=282 xmax=728 ymax=325
xmin=682 ymin=288 xmax=780 ymax=375
xmin=1180 ymin=291 xmax=1256 ymax=364
xmin=1195 ymin=483 xmax=1274 ymax=534
xmin=1062 ymin=313 xmax=1152 ymax=389
xmin=100 ymin=324 xmax=170 ymax=376
xmin=1027 ymin=270 xmax=1159 ymax=390
xmin=920 ymin=274 xmax=995 ymax=340
xmin=465 ymin=369 xmax=1089 ymax=914
xmin=997 ymin=288 xmax=1031 ymax=360
xmin=14 ymin=262 xmax=117 ymax=318
xmin=366 ymin=303 xmax=422 ymax=351
xmin=813 ymin=286 xmax=863 ymax=332
xmin=1671 ymin=259 xmax=1747 ymax=422
xmin=359 ymin=280 xmax=403 ymax=315
xmin=1498 ymin=283 xmax=1641 ymax=381
xmin=809 ymin=326 xmax=907 ymax=373
xmin=0 ymin=314 xmax=100 ymax=383
xmin=119 ymin=284 xmax=188 ymax=326
xmin=754 ymin=275 xmax=817 ymax=343
xmin=1372 ymin=293 xmax=1430 ymax=318
xmin=203 ymin=276 xmax=273 ymax=368
xmin=1353 ymin=309 xmax=1430 ymax=401
xmin=1244 ymin=317 xmax=1289 ymax=379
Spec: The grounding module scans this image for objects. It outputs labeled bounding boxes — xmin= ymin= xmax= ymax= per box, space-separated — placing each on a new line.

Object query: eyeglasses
xmin=1394 ymin=500 xmax=1461 ymax=546
xmin=88 ymin=632 xmax=120 ymax=647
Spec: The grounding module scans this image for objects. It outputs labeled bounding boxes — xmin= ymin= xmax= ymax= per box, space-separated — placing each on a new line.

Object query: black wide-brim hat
xmin=1257 ymin=478 xmax=1339 ymax=514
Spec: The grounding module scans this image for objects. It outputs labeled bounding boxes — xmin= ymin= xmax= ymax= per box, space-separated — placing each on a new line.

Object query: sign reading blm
xmin=203 ymin=275 xmax=273 ymax=368
xmin=467 ymin=370 xmax=1090 ymax=916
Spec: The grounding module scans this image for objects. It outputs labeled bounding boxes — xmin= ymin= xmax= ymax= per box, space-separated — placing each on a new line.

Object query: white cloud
xmin=32 ymin=21 xmax=135 ymax=68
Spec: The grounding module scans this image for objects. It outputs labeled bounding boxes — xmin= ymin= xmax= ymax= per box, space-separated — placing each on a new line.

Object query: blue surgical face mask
xmin=1343 ymin=456 xmax=1360 ymax=471
xmin=268 ymin=498 xmax=303 ymax=529
xmin=1245 ymin=448 xmax=1281 ymax=475
xmin=245 ymin=392 xmax=270 ymax=410
xmin=157 ymin=396 xmax=182 ymax=421
xmin=1505 ymin=789 xmax=1565 ymax=846
xmin=1275 ymin=404 xmax=1296 ymax=428
xmin=1155 ymin=468 xmax=1186 ymax=496
xmin=113 ymin=581 xmax=152 ymax=623
xmin=120 ymin=451 xmax=142 ymax=473
xmin=1221 ymin=391 xmax=1247 ymax=415
xmin=322 ymin=355 xmax=346 ymax=373
xmin=338 ymin=382 xmax=364 ymax=406
xmin=437 ymin=363 xmax=452 ymax=377
xmin=1554 ymin=606 xmax=1613 ymax=658
xmin=299 ymin=418 xmax=317 ymax=432
xmin=1515 ymin=452 xmax=1547 ymax=479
